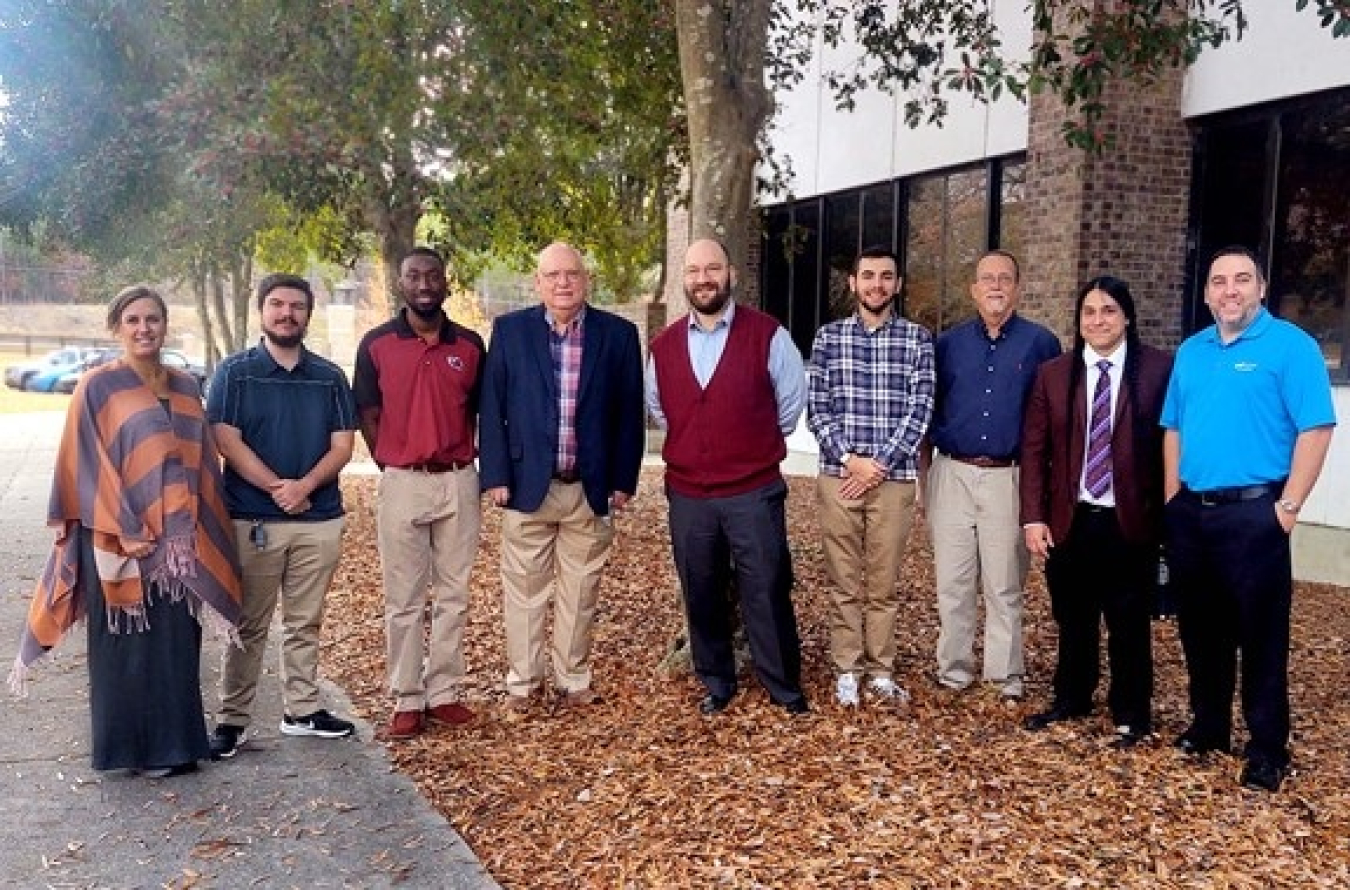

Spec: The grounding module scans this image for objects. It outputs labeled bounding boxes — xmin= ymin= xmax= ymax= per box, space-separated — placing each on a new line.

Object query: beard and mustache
xmin=686 ymin=279 xmax=733 ymax=316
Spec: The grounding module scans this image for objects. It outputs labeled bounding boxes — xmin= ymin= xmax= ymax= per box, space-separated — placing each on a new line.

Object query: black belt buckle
xmin=553 ymin=470 xmax=579 ymax=484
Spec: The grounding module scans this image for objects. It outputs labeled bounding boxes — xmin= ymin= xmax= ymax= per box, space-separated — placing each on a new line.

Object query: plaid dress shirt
xmin=548 ymin=309 xmax=584 ymax=475
xmin=806 ymin=313 xmax=936 ymax=482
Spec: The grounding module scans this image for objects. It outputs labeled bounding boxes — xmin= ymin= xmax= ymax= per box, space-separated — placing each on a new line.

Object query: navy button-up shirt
xmin=930 ymin=313 xmax=1061 ymax=460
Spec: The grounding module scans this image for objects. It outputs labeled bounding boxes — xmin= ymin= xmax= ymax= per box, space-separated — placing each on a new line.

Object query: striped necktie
xmin=1083 ymin=359 xmax=1113 ymax=498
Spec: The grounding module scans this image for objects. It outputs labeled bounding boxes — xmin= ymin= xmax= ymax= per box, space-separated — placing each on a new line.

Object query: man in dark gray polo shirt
xmin=205 ymin=273 xmax=359 ymax=759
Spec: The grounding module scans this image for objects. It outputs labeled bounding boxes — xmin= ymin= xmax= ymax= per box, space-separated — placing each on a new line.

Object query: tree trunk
xmin=208 ymin=267 xmax=234 ymax=357
xmin=190 ymin=267 xmax=218 ymax=366
xmin=674 ymin=0 xmax=772 ymax=302
xmin=229 ymin=251 xmax=252 ymax=358
xmin=365 ymin=149 xmax=422 ymax=312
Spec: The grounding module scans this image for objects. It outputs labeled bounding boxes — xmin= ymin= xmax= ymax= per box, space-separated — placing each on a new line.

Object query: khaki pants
xmin=218 ymin=516 xmax=346 ymax=727
xmin=377 ymin=466 xmax=481 ymax=712
xmin=500 ymin=480 xmax=614 ymax=697
xmin=927 ymin=453 xmax=1028 ymax=689
xmin=817 ymin=475 xmax=917 ymax=679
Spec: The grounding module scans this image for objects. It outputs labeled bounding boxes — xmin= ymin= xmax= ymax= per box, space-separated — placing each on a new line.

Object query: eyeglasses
xmin=977 ymin=273 xmax=1016 ymax=288
xmin=541 ymin=269 xmax=585 ymax=283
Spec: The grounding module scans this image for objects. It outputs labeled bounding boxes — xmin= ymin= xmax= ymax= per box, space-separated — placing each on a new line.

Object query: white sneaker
xmin=868 ymin=677 xmax=911 ymax=703
xmin=835 ymin=673 xmax=860 ymax=707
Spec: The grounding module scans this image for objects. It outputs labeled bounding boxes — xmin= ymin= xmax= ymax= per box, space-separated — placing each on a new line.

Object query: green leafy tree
xmin=0 ymin=0 xmax=264 ymax=358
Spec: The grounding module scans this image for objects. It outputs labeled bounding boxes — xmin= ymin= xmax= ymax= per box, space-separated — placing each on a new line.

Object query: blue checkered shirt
xmin=806 ymin=313 xmax=936 ymax=481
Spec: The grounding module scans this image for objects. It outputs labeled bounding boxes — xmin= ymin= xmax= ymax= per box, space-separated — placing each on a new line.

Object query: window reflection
xmin=1192 ymin=86 xmax=1350 ymax=378
xmin=1272 ymin=104 xmax=1349 ymax=374
xmin=759 ymin=154 xmax=1023 ymax=351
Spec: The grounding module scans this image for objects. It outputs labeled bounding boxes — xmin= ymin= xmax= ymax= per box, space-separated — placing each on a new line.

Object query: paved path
xmin=0 ymin=412 xmax=500 ymax=890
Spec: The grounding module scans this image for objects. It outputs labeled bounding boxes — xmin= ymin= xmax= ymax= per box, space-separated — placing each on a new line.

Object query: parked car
xmin=52 ymin=349 xmax=209 ymax=396
xmin=162 ymin=350 xmax=210 ymax=396
xmin=4 ymin=347 xmax=98 ymax=392
xmin=50 ymin=348 xmax=121 ymax=394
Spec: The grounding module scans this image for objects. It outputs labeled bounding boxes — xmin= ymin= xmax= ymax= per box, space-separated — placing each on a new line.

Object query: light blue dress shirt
xmin=645 ymin=301 xmax=806 ymax=435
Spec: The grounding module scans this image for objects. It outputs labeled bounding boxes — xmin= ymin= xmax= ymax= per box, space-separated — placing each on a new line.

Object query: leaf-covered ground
xmin=323 ymin=472 xmax=1350 ymax=889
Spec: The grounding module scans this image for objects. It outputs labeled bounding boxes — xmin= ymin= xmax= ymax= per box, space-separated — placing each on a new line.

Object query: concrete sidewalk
xmin=0 ymin=412 xmax=499 ymax=890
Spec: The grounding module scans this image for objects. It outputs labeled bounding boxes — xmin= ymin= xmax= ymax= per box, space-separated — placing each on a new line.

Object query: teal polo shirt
xmin=1161 ymin=308 xmax=1336 ymax=491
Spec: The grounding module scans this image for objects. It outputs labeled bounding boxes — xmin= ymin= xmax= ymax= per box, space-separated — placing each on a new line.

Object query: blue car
xmin=52 ymin=348 xmax=209 ymax=397
xmin=5 ymin=347 xmax=98 ymax=392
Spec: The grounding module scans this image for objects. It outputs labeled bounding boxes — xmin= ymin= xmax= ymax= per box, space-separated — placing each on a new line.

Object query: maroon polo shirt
xmin=353 ymin=309 xmax=485 ymax=468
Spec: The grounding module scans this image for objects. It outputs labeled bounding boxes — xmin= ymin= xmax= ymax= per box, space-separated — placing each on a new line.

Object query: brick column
xmin=1022 ymin=51 xmax=1191 ymax=349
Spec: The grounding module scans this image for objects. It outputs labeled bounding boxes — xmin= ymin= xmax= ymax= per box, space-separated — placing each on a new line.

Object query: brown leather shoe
xmin=560 ymin=688 xmax=602 ymax=707
xmin=388 ymin=709 xmax=424 ymax=739
xmin=426 ymin=702 xmax=475 ymax=726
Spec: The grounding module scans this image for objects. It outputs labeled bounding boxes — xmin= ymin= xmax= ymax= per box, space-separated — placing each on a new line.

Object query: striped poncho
xmin=9 ymin=360 xmax=243 ymax=693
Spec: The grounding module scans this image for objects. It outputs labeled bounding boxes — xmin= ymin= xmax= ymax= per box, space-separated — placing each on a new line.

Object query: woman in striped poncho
xmin=11 ymin=285 xmax=243 ymax=778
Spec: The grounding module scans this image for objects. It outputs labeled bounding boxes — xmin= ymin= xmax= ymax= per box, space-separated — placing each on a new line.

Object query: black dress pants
xmin=667 ymin=478 xmax=803 ymax=705
xmin=1166 ymin=490 xmax=1293 ymax=767
xmin=1044 ymin=504 xmax=1154 ymax=730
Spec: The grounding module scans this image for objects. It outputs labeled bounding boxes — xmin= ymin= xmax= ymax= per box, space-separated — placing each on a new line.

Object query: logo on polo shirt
xmin=1233 ymin=361 xmax=1258 ymax=372
xmin=447 ymin=355 xmax=464 ymax=371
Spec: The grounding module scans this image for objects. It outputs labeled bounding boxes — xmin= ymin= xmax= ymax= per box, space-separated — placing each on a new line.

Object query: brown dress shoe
xmin=560 ymin=688 xmax=602 ymax=707
xmin=426 ymin=702 xmax=475 ymax=726
xmin=388 ymin=709 xmax=424 ymax=739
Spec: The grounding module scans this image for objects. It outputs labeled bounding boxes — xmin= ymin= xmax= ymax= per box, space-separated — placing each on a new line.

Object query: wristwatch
xmin=1277 ymin=498 xmax=1300 ymax=515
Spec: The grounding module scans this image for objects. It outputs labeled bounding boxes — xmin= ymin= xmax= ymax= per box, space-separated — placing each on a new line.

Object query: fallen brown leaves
xmin=323 ymin=471 xmax=1350 ymax=889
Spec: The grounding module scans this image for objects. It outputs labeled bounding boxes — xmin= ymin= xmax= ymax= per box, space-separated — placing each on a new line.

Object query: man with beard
xmin=206 ymin=274 xmax=359 ymax=759
xmin=806 ymin=246 xmax=935 ymax=707
xmin=479 ymin=242 xmax=645 ymax=713
xmin=647 ymin=238 xmax=809 ymax=716
xmin=353 ymin=248 xmax=487 ymax=739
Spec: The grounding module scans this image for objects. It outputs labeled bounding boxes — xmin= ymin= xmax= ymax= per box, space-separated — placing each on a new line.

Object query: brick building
xmin=699 ymin=4 xmax=1350 ymax=582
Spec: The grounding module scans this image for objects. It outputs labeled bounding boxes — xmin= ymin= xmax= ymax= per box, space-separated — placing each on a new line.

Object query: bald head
xmin=683 ymin=238 xmax=737 ymax=320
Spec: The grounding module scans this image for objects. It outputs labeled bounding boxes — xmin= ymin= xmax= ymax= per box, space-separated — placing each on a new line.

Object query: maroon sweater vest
xmin=651 ymin=306 xmax=786 ymax=498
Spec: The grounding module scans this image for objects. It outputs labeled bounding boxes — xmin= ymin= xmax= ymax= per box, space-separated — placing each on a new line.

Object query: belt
xmin=947 ymin=453 xmax=1017 ymax=469
xmin=1184 ymin=483 xmax=1278 ymax=506
xmin=552 ymin=470 xmax=580 ymax=484
xmin=400 ymin=460 xmax=471 ymax=473
xmin=1076 ymin=502 xmax=1115 ymax=513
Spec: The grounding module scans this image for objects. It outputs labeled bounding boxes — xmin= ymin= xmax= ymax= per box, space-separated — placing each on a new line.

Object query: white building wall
xmin=765 ymin=0 xmax=1031 ymax=200
xmin=1183 ymin=4 xmax=1350 ymax=117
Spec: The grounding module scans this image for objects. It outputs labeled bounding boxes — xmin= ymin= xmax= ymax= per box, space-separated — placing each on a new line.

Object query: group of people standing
xmin=10 ymin=239 xmax=1334 ymax=796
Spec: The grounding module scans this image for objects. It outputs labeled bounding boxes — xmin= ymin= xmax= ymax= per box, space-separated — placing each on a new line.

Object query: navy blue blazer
xmin=479 ymin=304 xmax=645 ymax=517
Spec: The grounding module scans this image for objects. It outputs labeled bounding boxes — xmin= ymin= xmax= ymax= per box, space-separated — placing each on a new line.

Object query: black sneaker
xmin=280 ymin=709 xmax=355 ymax=739
xmin=208 ymin=724 xmax=245 ymax=760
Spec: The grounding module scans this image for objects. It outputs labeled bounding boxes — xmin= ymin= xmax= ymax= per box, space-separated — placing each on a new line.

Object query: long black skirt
xmin=80 ymin=527 xmax=210 ymax=772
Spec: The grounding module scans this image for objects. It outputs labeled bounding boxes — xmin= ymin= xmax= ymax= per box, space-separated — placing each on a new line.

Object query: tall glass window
xmin=1191 ymin=86 xmax=1350 ymax=379
xmin=760 ymin=154 xmax=1022 ymax=351
xmin=824 ymin=193 xmax=861 ymax=322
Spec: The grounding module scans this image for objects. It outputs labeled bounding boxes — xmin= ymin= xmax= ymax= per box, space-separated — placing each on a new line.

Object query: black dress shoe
xmin=1108 ymin=726 xmax=1149 ymax=749
xmin=1023 ymin=704 xmax=1091 ymax=732
xmin=699 ymin=693 xmax=732 ymax=715
xmin=1240 ymin=759 xmax=1285 ymax=792
xmin=1174 ymin=730 xmax=1231 ymax=757
xmin=780 ymin=697 xmax=809 ymax=716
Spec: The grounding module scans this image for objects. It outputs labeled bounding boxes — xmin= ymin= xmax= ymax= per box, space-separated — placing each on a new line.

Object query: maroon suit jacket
xmin=1019 ymin=344 xmax=1173 ymax=546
